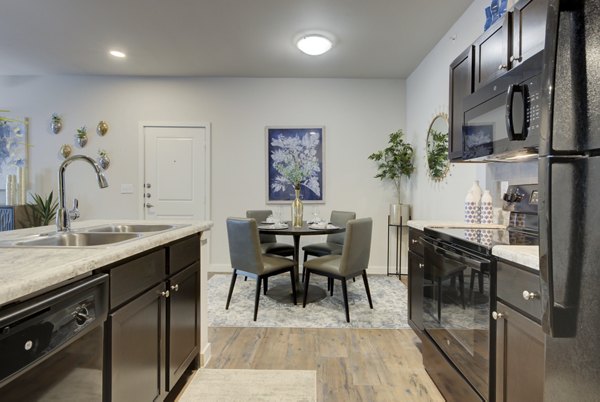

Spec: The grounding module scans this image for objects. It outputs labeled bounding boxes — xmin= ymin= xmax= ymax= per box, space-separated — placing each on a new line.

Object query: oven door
xmin=421 ymin=235 xmax=493 ymax=400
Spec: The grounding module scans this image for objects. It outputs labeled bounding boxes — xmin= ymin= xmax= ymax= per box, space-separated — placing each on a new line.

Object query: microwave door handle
xmin=506 ymin=83 xmax=527 ymax=140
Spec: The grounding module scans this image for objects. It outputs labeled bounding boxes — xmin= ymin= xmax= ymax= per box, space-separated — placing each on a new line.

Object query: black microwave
xmin=461 ymin=52 xmax=543 ymax=161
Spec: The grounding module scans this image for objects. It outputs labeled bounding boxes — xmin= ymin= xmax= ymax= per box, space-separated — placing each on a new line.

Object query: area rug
xmin=208 ymin=274 xmax=410 ymax=329
xmin=178 ymin=369 xmax=316 ymax=402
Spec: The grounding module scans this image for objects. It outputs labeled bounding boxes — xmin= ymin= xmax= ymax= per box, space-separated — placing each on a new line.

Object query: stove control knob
xmin=522 ymin=290 xmax=539 ymax=300
xmin=492 ymin=311 xmax=504 ymax=320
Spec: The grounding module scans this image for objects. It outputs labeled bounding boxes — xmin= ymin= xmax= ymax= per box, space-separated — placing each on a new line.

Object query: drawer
xmin=497 ymin=260 xmax=542 ymax=321
xmin=169 ymin=234 xmax=200 ymax=275
xmin=110 ymin=249 xmax=166 ymax=309
xmin=409 ymin=228 xmax=424 ymax=256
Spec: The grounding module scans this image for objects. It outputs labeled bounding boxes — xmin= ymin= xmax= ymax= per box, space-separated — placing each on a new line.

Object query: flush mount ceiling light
xmin=109 ymin=50 xmax=126 ymax=58
xmin=296 ymin=34 xmax=334 ymax=56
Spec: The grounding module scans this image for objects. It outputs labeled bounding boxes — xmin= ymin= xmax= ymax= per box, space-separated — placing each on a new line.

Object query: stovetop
xmin=424 ymin=227 xmax=539 ymax=256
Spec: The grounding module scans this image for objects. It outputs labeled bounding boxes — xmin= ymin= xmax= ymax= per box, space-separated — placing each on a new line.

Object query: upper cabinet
xmin=474 ymin=16 xmax=510 ymax=91
xmin=449 ymin=46 xmax=474 ymax=161
xmin=510 ymin=0 xmax=548 ymax=68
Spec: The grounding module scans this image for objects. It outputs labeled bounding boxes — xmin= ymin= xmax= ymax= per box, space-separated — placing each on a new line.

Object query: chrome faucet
xmin=56 ymin=155 xmax=109 ymax=232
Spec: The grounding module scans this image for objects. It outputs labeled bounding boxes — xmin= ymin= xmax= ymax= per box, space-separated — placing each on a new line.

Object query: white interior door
xmin=142 ymin=124 xmax=209 ymax=220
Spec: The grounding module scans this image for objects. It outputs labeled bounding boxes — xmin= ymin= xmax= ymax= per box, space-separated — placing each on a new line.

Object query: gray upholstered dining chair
xmin=302 ymin=210 xmax=356 ymax=262
xmin=302 ymin=217 xmax=373 ymax=322
xmin=246 ymin=210 xmax=294 ymax=257
xmin=225 ymin=217 xmax=297 ymax=321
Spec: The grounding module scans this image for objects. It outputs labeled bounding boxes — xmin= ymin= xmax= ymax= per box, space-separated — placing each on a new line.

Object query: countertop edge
xmin=492 ymin=245 xmax=539 ymax=271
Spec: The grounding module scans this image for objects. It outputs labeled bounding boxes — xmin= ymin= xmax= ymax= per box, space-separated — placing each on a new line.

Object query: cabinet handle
xmin=418 ymin=263 xmax=424 ymax=269
xmin=145 ymin=203 xmax=154 ymax=208
xmin=160 ymin=290 xmax=170 ymax=298
xmin=411 ymin=239 xmax=419 ymax=244
xmin=522 ymin=290 xmax=539 ymax=300
xmin=510 ymin=55 xmax=522 ymax=62
xmin=170 ymin=284 xmax=179 ymax=292
xmin=492 ymin=311 xmax=504 ymax=320
xmin=498 ymin=63 xmax=508 ymax=70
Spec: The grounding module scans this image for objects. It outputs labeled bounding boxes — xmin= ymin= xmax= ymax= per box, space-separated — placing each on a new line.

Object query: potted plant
xmin=26 ymin=191 xmax=59 ymax=226
xmin=368 ymin=129 xmax=415 ymax=225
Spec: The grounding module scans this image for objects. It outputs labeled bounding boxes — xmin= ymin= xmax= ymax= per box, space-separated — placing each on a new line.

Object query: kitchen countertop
xmin=407 ymin=220 xmax=507 ymax=231
xmin=0 ymin=219 xmax=212 ymax=307
xmin=493 ymin=245 xmax=539 ymax=270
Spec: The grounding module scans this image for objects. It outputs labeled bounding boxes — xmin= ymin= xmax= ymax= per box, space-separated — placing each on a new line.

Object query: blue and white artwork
xmin=484 ymin=0 xmax=508 ymax=31
xmin=0 ymin=118 xmax=28 ymax=190
xmin=266 ymin=127 xmax=324 ymax=203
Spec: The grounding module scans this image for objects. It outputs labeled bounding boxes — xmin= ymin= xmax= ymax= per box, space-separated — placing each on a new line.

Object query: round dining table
xmin=258 ymin=221 xmax=345 ymax=303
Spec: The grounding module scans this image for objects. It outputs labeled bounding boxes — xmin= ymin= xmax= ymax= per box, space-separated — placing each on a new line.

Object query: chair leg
xmin=329 ymin=278 xmax=334 ymax=296
xmin=244 ymin=276 xmax=248 ymax=281
xmin=253 ymin=277 xmax=262 ymax=321
xmin=302 ymin=270 xmax=311 ymax=307
xmin=225 ymin=270 xmax=237 ymax=310
xmin=478 ymin=272 xmax=484 ymax=294
xmin=362 ymin=271 xmax=373 ymax=309
xmin=263 ymin=277 xmax=268 ymax=295
xmin=290 ymin=269 xmax=297 ymax=305
xmin=341 ymin=278 xmax=350 ymax=322
xmin=437 ymin=278 xmax=442 ymax=322
xmin=459 ymin=273 xmax=465 ymax=309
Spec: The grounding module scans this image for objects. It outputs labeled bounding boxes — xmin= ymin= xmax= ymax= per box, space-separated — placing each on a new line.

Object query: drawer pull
xmin=170 ymin=284 xmax=179 ymax=292
xmin=418 ymin=263 xmax=424 ymax=269
xmin=411 ymin=239 xmax=419 ymax=244
xmin=160 ymin=290 xmax=170 ymax=298
xmin=498 ymin=63 xmax=508 ymax=70
xmin=522 ymin=290 xmax=539 ymax=300
xmin=492 ymin=311 xmax=504 ymax=320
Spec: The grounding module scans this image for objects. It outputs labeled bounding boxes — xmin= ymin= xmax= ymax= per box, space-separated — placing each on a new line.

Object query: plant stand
xmin=387 ymin=215 xmax=403 ymax=277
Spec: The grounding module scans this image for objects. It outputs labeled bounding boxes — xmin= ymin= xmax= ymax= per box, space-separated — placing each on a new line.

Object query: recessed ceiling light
xmin=109 ymin=50 xmax=126 ymax=58
xmin=296 ymin=34 xmax=334 ymax=56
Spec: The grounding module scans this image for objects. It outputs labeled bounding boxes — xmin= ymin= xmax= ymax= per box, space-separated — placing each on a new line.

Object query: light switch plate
xmin=120 ymin=184 xmax=134 ymax=194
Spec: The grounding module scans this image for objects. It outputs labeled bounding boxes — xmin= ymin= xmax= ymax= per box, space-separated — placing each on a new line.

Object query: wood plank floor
xmin=207 ymin=326 xmax=444 ymax=402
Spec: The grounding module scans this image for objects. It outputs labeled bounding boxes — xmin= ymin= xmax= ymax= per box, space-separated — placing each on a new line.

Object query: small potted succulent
xmin=97 ymin=149 xmax=110 ymax=170
xmin=75 ymin=126 xmax=88 ymax=148
xmin=51 ymin=113 xmax=63 ymax=134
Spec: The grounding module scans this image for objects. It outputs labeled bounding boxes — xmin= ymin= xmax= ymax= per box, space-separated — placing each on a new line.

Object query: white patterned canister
xmin=464 ymin=190 xmax=480 ymax=223
xmin=480 ymin=190 xmax=493 ymax=224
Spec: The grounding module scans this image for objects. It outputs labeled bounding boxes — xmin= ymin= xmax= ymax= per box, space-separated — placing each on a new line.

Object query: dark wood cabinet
xmin=474 ymin=16 xmax=510 ymax=91
xmin=510 ymin=0 xmax=548 ymax=69
xmin=494 ymin=259 xmax=544 ymax=402
xmin=108 ymin=282 xmax=166 ymax=402
xmin=407 ymin=228 xmax=424 ymax=336
xmin=448 ymin=46 xmax=473 ymax=161
xmin=105 ymin=234 xmax=201 ymax=402
xmin=167 ymin=261 xmax=200 ymax=391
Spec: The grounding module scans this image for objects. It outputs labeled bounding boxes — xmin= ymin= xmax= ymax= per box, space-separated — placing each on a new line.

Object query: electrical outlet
xmin=120 ymin=184 xmax=134 ymax=194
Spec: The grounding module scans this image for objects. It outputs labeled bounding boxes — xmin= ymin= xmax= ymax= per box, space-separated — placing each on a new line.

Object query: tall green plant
xmin=368 ymin=129 xmax=415 ymax=204
xmin=28 ymin=191 xmax=59 ymax=226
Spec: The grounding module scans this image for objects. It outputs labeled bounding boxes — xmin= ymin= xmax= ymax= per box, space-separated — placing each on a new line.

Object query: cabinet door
xmin=511 ymin=0 xmax=548 ymax=68
xmin=495 ymin=301 xmax=544 ymax=402
xmin=108 ymin=282 xmax=166 ymax=402
xmin=167 ymin=262 xmax=200 ymax=391
xmin=448 ymin=46 xmax=473 ymax=161
xmin=408 ymin=250 xmax=424 ymax=332
xmin=474 ymin=16 xmax=510 ymax=91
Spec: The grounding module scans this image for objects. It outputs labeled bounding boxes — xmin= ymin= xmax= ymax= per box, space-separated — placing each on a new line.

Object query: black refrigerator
xmin=539 ymin=0 xmax=600 ymax=400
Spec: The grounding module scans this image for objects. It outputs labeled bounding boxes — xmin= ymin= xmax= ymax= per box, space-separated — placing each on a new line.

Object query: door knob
xmin=160 ymin=290 xmax=170 ymax=298
xmin=145 ymin=203 xmax=154 ymax=208
xmin=418 ymin=263 xmax=424 ymax=269
xmin=492 ymin=311 xmax=504 ymax=320
xmin=522 ymin=290 xmax=539 ymax=300
xmin=170 ymin=284 xmax=179 ymax=292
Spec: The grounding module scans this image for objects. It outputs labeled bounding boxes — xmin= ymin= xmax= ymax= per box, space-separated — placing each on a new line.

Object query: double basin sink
xmin=4 ymin=224 xmax=183 ymax=248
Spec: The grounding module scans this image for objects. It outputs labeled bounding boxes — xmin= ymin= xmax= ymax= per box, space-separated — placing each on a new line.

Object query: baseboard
xmin=200 ymin=342 xmax=211 ymax=367
xmin=208 ymin=264 xmax=406 ymax=276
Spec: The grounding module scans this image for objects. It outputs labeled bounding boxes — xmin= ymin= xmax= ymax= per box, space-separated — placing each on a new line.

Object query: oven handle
xmin=420 ymin=237 xmax=490 ymax=269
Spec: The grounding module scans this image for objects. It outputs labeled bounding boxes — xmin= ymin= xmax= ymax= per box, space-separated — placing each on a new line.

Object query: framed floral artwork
xmin=0 ymin=117 xmax=28 ymax=190
xmin=266 ymin=127 xmax=325 ymax=203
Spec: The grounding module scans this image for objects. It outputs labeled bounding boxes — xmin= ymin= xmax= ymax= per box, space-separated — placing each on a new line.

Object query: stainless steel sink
xmin=86 ymin=224 xmax=175 ymax=233
xmin=13 ymin=232 xmax=141 ymax=247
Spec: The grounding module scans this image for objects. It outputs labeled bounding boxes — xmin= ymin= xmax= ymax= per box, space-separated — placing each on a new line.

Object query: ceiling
xmin=0 ymin=0 xmax=473 ymax=79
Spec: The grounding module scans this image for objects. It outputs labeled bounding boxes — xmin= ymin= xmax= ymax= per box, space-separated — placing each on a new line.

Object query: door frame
xmin=138 ymin=121 xmax=211 ymax=221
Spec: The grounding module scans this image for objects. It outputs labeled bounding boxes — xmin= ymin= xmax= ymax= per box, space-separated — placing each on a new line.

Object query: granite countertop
xmin=0 ymin=219 xmax=213 ymax=307
xmin=492 ymin=245 xmax=539 ymax=271
xmin=406 ymin=220 xmax=507 ymax=231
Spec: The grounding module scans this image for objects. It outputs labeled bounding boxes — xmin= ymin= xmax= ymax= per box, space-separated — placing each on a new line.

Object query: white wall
xmin=405 ymin=0 xmax=489 ymax=221
xmin=0 ymin=76 xmax=405 ymax=272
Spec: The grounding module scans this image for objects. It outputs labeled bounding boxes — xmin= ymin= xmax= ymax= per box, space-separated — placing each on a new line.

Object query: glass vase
xmin=291 ymin=187 xmax=303 ymax=228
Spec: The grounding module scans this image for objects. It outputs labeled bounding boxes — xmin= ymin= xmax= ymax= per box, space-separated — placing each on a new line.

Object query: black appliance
xmin=0 ymin=274 xmax=108 ymax=401
xmin=538 ymin=0 xmax=600 ymax=400
xmin=421 ymin=184 xmax=538 ymax=401
xmin=462 ymin=51 xmax=543 ymax=160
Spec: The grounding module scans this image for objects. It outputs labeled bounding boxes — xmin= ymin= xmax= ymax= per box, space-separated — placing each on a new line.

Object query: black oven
xmin=462 ymin=51 xmax=543 ymax=161
xmin=420 ymin=233 xmax=494 ymax=401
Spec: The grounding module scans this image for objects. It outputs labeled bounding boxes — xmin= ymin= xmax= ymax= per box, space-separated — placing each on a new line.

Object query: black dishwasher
xmin=0 ymin=273 xmax=108 ymax=401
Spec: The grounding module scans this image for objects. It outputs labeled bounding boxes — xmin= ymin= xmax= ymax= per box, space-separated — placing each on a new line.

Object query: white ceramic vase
xmin=480 ymin=190 xmax=493 ymax=224
xmin=464 ymin=190 xmax=480 ymax=224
